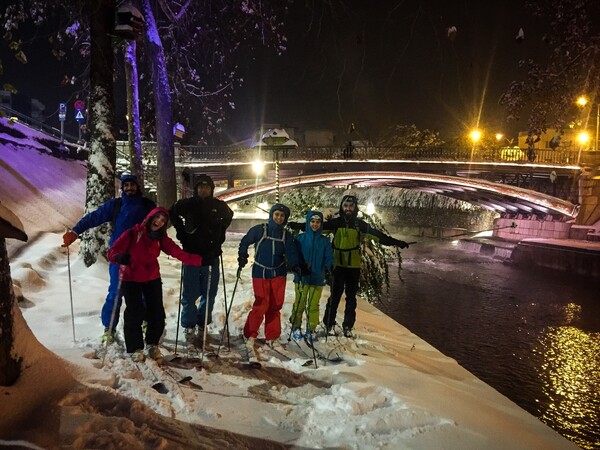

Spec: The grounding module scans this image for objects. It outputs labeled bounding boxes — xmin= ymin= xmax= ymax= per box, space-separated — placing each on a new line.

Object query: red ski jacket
xmin=108 ymin=208 xmax=202 ymax=282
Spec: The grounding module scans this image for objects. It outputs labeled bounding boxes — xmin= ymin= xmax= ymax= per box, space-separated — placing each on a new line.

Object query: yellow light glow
xmin=495 ymin=133 xmax=504 ymax=141
xmin=252 ymin=159 xmax=265 ymax=175
xmin=577 ymin=131 xmax=590 ymax=145
xmin=469 ymin=129 xmax=482 ymax=143
xmin=576 ymin=96 xmax=588 ymax=107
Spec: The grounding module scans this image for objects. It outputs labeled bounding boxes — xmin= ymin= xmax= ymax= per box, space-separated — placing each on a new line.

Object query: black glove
xmin=325 ymin=269 xmax=333 ymax=286
xmin=114 ymin=253 xmax=131 ymax=265
xmin=238 ymin=255 xmax=248 ymax=268
xmin=293 ymin=263 xmax=310 ymax=277
xmin=393 ymin=239 xmax=409 ymax=249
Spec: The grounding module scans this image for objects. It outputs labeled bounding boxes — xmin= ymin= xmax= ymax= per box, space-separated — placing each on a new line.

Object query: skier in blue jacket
xmin=289 ymin=210 xmax=333 ymax=342
xmin=62 ymin=174 xmax=155 ymax=342
xmin=238 ymin=203 xmax=305 ymax=353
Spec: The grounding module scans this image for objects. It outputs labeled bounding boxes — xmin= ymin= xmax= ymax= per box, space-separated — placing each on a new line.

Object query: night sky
xmin=1 ymin=1 xmax=543 ymax=143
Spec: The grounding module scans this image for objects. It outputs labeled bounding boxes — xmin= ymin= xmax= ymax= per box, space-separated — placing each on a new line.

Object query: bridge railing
xmin=174 ymin=144 xmax=597 ymax=166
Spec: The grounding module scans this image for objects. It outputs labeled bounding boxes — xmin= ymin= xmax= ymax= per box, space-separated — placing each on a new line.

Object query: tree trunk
xmin=0 ymin=238 xmax=21 ymax=386
xmin=124 ymin=40 xmax=145 ymax=189
xmin=141 ymin=0 xmax=177 ymax=207
xmin=80 ymin=0 xmax=117 ymax=267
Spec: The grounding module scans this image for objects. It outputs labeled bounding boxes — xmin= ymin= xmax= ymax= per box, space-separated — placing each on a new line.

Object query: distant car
xmin=500 ymin=146 xmax=526 ymax=162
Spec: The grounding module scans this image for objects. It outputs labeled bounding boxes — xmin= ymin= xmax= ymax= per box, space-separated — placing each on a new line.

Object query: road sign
xmin=59 ymin=103 xmax=67 ymax=113
xmin=59 ymin=112 xmax=66 ymax=122
xmin=75 ymin=110 xmax=85 ymax=123
xmin=74 ymin=100 xmax=85 ymax=110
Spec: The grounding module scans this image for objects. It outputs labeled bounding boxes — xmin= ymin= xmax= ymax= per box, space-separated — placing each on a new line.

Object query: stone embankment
xmin=459 ymin=237 xmax=600 ymax=279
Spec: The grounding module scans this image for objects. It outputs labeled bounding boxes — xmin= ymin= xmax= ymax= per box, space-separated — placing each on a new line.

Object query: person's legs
xmin=243 ymin=278 xmax=270 ymax=339
xmin=323 ymin=266 xmax=345 ymax=329
xmin=122 ymin=281 xmax=145 ymax=353
xmin=306 ymin=285 xmax=323 ymax=332
xmin=197 ymin=259 xmax=220 ymax=328
xmin=264 ymin=276 xmax=287 ymax=340
xmin=180 ymin=264 xmax=201 ymax=328
xmin=143 ymin=278 xmax=165 ymax=346
xmin=342 ymin=268 xmax=361 ymax=330
xmin=289 ymin=282 xmax=307 ymax=329
xmin=101 ymin=262 xmax=122 ymax=330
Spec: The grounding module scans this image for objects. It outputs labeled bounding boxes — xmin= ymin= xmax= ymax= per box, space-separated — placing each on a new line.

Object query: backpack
xmin=253 ymin=223 xmax=288 ymax=271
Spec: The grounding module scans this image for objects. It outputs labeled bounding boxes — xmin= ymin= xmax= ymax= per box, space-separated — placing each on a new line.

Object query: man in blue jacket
xmin=62 ymin=174 xmax=155 ymax=343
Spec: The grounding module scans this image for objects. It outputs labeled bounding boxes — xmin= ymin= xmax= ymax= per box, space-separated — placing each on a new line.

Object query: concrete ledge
xmin=511 ymin=238 xmax=600 ymax=278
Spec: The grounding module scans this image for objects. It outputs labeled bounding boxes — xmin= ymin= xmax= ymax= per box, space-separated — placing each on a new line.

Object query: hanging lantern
xmin=115 ymin=3 xmax=144 ymax=40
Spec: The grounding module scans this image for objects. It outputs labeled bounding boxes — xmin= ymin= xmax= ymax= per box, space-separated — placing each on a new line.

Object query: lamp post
xmin=576 ymin=131 xmax=590 ymax=165
xmin=576 ymin=95 xmax=599 ymax=152
xmin=469 ymin=129 xmax=481 ymax=160
xmin=253 ymin=128 xmax=298 ymax=202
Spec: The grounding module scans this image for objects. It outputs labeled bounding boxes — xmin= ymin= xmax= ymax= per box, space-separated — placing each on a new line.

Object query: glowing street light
xmin=495 ymin=133 xmax=504 ymax=142
xmin=469 ymin=129 xmax=482 ymax=143
xmin=576 ymin=131 xmax=590 ymax=164
xmin=576 ymin=95 xmax=599 ymax=151
xmin=252 ymin=159 xmax=265 ymax=175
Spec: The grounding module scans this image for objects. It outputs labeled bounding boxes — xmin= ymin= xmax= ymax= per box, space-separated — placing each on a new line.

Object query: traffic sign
xmin=59 ymin=103 xmax=67 ymax=113
xmin=75 ymin=110 xmax=85 ymax=123
xmin=59 ymin=112 xmax=66 ymax=122
xmin=74 ymin=100 xmax=85 ymax=110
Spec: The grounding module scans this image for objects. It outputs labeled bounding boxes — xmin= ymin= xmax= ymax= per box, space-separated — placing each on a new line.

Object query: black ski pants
xmin=323 ymin=266 xmax=360 ymax=330
xmin=122 ymin=278 xmax=165 ymax=353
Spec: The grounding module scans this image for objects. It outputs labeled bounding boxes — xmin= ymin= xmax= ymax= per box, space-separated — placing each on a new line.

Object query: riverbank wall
xmin=459 ymin=237 xmax=600 ymax=279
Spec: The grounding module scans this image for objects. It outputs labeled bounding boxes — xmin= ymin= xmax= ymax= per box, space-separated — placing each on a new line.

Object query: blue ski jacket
xmin=72 ymin=191 xmax=155 ymax=246
xmin=293 ymin=210 xmax=333 ymax=286
xmin=239 ymin=203 xmax=301 ymax=278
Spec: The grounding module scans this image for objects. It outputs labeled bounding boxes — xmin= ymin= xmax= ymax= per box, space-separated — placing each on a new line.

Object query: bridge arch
xmin=215 ymin=172 xmax=579 ymax=220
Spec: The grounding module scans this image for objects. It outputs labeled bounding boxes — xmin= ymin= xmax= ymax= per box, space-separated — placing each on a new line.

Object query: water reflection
xmin=379 ymin=239 xmax=600 ymax=449
xmin=536 ymin=326 xmax=600 ymax=449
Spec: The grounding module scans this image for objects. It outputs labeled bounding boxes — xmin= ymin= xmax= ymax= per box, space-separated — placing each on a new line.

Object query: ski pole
xmin=66 ymin=244 xmax=76 ymax=343
xmin=287 ymin=279 xmax=305 ymax=342
xmin=220 ymin=254 xmax=231 ymax=349
xmin=199 ymin=264 xmax=212 ymax=366
xmin=102 ymin=265 xmax=124 ymax=367
xmin=216 ymin=266 xmax=241 ymax=357
xmin=303 ymin=284 xmax=318 ymax=368
xmin=324 ymin=269 xmax=335 ymax=343
xmin=174 ymin=262 xmax=184 ymax=355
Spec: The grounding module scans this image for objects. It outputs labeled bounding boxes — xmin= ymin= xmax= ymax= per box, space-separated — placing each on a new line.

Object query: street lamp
xmin=576 ymin=95 xmax=599 ymax=151
xmin=576 ymin=131 xmax=590 ymax=164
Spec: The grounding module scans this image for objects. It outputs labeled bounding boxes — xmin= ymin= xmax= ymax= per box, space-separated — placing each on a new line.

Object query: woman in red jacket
xmin=108 ymin=207 xmax=202 ymax=362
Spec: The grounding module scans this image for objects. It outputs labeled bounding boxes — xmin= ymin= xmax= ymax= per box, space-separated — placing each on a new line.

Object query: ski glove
xmin=293 ymin=264 xmax=311 ymax=277
xmin=238 ymin=255 xmax=248 ymax=268
xmin=114 ymin=253 xmax=131 ymax=265
xmin=393 ymin=238 xmax=409 ymax=249
xmin=62 ymin=230 xmax=77 ymax=247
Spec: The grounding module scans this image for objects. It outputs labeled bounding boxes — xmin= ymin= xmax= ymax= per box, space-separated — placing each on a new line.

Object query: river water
xmin=375 ymin=239 xmax=600 ymax=449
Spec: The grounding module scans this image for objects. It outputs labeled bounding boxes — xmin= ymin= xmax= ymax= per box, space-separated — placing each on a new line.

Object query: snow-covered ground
xmin=0 ymin=119 xmax=577 ymax=449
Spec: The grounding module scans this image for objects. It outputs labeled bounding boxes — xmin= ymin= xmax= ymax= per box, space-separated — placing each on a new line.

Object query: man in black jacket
xmin=170 ymin=174 xmax=233 ymax=350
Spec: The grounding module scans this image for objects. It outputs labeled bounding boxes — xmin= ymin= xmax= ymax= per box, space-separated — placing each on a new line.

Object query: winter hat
xmin=339 ymin=195 xmax=359 ymax=217
xmin=194 ymin=174 xmax=215 ymax=196
xmin=269 ymin=203 xmax=290 ymax=224
xmin=120 ymin=174 xmax=139 ymax=190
